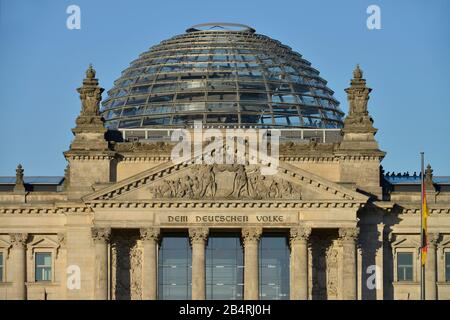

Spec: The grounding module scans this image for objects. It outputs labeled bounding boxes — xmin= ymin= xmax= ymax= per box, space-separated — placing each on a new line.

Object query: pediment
xmin=84 ymin=159 xmax=368 ymax=203
xmin=28 ymin=235 xmax=59 ymax=248
xmin=391 ymin=235 xmax=420 ymax=248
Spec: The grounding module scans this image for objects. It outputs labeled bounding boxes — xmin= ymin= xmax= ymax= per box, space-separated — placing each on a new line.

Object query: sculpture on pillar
xmin=13 ymin=164 xmax=26 ymax=193
xmin=424 ymin=164 xmax=435 ymax=191
xmin=339 ymin=65 xmax=384 ymax=153
xmin=345 ymin=65 xmax=372 ymax=120
xmin=78 ymin=64 xmax=104 ymax=116
xmin=66 ymin=64 xmax=109 ymax=151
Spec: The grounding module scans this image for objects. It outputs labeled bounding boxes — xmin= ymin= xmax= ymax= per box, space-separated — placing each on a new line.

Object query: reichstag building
xmin=0 ymin=23 xmax=449 ymax=300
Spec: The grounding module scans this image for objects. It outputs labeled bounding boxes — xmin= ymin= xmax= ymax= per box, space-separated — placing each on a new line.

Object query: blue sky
xmin=0 ymin=0 xmax=449 ymax=176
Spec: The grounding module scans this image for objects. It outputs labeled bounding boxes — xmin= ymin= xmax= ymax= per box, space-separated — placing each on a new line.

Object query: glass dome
xmin=101 ymin=23 xmax=344 ymax=130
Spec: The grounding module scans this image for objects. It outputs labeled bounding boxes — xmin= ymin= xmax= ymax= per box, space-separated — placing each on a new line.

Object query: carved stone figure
xmin=425 ymin=164 xmax=435 ymax=191
xmin=111 ymin=231 xmax=142 ymax=300
xmin=325 ymin=247 xmax=339 ymax=298
xmin=201 ymin=165 xmax=217 ymax=198
xmin=228 ymin=165 xmax=249 ymax=198
xmin=308 ymin=232 xmax=338 ymax=300
xmin=13 ymin=164 xmax=25 ymax=193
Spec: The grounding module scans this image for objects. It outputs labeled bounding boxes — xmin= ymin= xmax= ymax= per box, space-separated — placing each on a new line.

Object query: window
xmin=397 ymin=252 xmax=413 ymax=281
xmin=0 ymin=252 xmax=3 ymax=282
xmin=35 ymin=252 xmax=52 ymax=281
xmin=259 ymin=235 xmax=290 ymax=300
xmin=446 ymin=252 xmax=450 ymax=282
xmin=206 ymin=234 xmax=243 ymax=300
xmin=158 ymin=235 xmax=192 ymax=300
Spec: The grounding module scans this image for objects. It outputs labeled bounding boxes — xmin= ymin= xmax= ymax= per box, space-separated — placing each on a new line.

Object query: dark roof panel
xmin=0 ymin=176 xmax=64 ymax=185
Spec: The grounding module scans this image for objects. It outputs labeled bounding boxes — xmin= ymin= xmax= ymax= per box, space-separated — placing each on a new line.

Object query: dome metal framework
xmin=101 ymin=23 xmax=344 ymax=130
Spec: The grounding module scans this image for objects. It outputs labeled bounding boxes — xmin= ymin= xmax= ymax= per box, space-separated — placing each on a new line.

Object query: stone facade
xmin=0 ymin=66 xmax=449 ymax=300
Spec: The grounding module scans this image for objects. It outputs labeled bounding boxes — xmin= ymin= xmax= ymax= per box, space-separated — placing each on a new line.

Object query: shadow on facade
xmin=310 ymin=229 xmax=338 ymax=300
xmin=111 ymin=229 xmax=140 ymax=300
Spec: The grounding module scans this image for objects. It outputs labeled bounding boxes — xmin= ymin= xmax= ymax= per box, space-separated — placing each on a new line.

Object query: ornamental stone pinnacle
xmin=67 ymin=64 xmax=109 ymax=151
xmin=338 ymin=65 xmax=384 ymax=155
xmin=346 ymin=64 xmax=371 ymax=117
xmin=13 ymin=164 xmax=26 ymax=194
xmin=86 ymin=63 xmax=96 ymax=79
xmin=78 ymin=64 xmax=103 ymax=116
xmin=353 ymin=64 xmax=363 ymax=79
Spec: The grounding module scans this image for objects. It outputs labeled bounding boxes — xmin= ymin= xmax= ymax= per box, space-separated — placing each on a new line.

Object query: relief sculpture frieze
xmin=149 ymin=164 xmax=301 ymax=200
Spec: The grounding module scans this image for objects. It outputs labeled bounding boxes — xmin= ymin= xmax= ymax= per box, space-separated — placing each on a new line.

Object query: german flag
xmin=421 ymin=182 xmax=429 ymax=266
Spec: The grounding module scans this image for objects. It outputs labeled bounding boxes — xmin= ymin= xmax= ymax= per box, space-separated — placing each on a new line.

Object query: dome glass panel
xmin=101 ymin=23 xmax=344 ymax=129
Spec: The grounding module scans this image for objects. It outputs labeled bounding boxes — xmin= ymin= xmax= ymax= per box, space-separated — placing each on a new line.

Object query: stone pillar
xmin=425 ymin=233 xmax=439 ymax=300
xmin=189 ymin=227 xmax=208 ymax=300
xmin=290 ymin=226 xmax=311 ymax=300
xmin=9 ymin=233 xmax=28 ymax=300
xmin=375 ymin=224 xmax=385 ymax=300
xmin=242 ymin=227 xmax=262 ymax=300
xmin=339 ymin=227 xmax=359 ymax=300
xmin=92 ymin=227 xmax=111 ymax=300
xmin=140 ymin=228 xmax=160 ymax=300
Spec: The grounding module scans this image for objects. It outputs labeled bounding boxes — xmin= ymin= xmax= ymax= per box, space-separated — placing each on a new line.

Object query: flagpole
xmin=420 ymin=152 xmax=425 ymax=300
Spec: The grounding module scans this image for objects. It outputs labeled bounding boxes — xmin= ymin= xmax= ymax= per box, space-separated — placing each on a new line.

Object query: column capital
xmin=338 ymin=227 xmax=359 ymax=243
xmin=241 ymin=227 xmax=262 ymax=246
xmin=9 ymin=233 xmax=28 ymax=248
xmin=140 ymin=228 xmax=160 ymax=242
xmin=428 ymin=232 xmax=440 ymax=247
xmin=290 ymin=226 xmax=312 ymax=244
xmin=189 ymin=227 xmax=209 ymax=245
xmin=91 ymin=227 xmax=111 ymax=243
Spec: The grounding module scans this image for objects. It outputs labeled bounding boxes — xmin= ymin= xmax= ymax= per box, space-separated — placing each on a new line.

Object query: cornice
xmin=85 ymin=199 xmax=367 ymax=209
xmin=0 ymin=204 xmax=92 ymax=215
xmin=63 ymin=150 xmax=116 ymax=161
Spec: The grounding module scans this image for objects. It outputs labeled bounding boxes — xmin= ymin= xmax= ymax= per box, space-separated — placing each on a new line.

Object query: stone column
xmin=189 ymin=227 xmax=208 ymax=300
xmin=140 ymin=228 xmax=160 ymax=300
xmin=92 ymin=227 xmax=111 ymax=300
xmin=339 ymin=227 xmax=359 ymax=300
xmin=425 ymin=233 xmax=439 ymax=300
xmin=9 ymin=233 xmax=28 ymax=300
xmin=242 ymin=227 xmax=262 ymax=300
xmin=290 ymin=226 xmax=311 ymax=300
xmin=375 ymin=224 xmax=385 ymax=300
